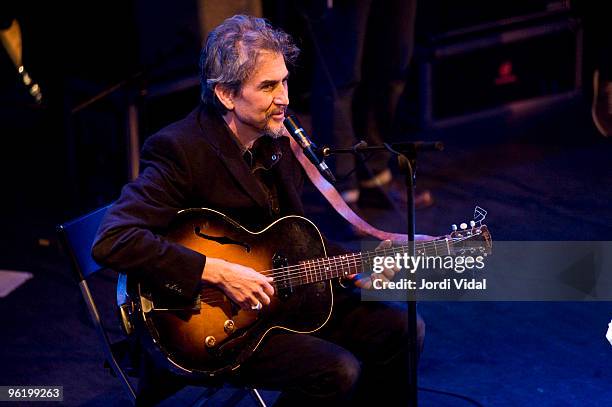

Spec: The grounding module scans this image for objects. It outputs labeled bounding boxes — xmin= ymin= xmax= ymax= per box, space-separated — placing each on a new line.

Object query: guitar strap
xmin=288 ymin=137 xmax=405 ymax=242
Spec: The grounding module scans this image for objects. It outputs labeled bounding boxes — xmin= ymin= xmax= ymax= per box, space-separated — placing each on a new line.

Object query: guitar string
xmin=196 ymin=234 xmax=484 ymax=304
xmin=257 ymin=234 xmax=478 ymax=279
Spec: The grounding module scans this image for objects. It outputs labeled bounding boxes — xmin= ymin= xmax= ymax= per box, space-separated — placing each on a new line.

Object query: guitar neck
xmin=284 ymin=239 xmax=452 ymax=288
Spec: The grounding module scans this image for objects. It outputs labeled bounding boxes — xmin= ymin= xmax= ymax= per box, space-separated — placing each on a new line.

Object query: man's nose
xmin=273 ymin=85 xmax=289 ymax=106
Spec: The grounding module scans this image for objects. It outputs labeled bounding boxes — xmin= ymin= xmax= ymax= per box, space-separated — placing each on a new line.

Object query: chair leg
xmin=249 ymin=388 xmax=267 ymax=407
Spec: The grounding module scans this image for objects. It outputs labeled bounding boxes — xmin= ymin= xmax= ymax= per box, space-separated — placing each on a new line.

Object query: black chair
xmin=57 ymin=205 xmax=268 ymax=406
xmin=57 ymin=205 xmax=138 ymax=403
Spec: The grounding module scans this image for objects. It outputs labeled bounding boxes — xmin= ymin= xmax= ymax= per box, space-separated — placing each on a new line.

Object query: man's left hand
xmin=348 ymin=240 xmax=400 ymax=289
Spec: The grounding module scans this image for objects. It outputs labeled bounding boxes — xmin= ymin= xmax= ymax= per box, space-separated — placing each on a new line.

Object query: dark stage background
xmin=1 ymin=1 xmax=611 ymax=406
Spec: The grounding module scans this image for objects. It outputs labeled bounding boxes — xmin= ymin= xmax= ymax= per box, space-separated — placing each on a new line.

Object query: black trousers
xmin=136 ymin=287 xmax=425 ymax=406
xmin=304 ymin=0 xmax=418 ymax=191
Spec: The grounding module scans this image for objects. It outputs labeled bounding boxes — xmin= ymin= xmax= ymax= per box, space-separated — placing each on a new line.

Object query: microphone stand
xmin=323 ymin=140 xmax=443 ymax=406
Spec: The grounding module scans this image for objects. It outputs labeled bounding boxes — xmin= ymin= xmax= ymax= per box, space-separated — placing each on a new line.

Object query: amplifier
xmin=416 ymin=16 xmax=582 ymax=128
xmin=416 ymin=0 xmax=571 ymax=40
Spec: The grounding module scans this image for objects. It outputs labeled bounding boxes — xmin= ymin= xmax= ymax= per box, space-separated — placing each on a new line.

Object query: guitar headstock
xmin=447 ymin=207 xmax=492 ymax=256
xmin=448 ymin=224 xmax=492 ymax=256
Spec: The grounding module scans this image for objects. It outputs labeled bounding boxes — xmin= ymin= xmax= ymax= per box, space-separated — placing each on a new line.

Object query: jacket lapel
xmin=272 ymin=136 xmax=304 ymax=215
xmin=196 ymin=105 xmax=270 ymax=209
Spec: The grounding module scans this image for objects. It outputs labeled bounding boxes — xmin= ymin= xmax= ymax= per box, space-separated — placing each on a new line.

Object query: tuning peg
xmin=470 ymin=221 xmax=476 ymax=228
xmin=451 ymin=224 xmax=458 ymax=232
xmin=460 ymin=223 xmax=468 ymax=230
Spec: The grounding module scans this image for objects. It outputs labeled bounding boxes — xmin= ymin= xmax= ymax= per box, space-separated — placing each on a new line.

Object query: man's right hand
xmin=202 ymin=257 xmax=275 ymax=310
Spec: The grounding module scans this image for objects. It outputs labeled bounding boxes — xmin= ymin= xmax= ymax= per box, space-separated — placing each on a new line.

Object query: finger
xmin=241 ymin=300 xmax=255 ymax=311
xmin=246 ymin=295 xmax=261 ymax=310
xmin=355 ymin=277 xmax=373 ymax=289
xmin=256 ymin=290 xmax=271 ymax=305
xmin=379 ymin=275 xmax=391 ymax=283
xmin=263 ymin=281 xmax=275 ymax=296
xmin=383 ymin=268 xmax=396 ymax=280
xmin=377 ymin=239 xmax=393 ymax=250
xmin=371 ymin=273 xmax=389 ymax=285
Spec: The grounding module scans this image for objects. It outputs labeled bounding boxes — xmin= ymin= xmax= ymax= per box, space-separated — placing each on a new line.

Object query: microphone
xmin=284 ymin=115 xmax=336 ymax=184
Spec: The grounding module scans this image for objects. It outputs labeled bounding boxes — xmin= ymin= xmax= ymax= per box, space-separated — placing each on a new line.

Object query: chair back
xmin=57 ymin=204 xmax=137 ymax=404
xmin=57 ymin=205 xmax=109 ymax=282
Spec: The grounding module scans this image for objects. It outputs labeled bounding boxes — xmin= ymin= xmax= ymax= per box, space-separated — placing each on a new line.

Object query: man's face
xmin=229 ymin=52 xmax=289 ymax=142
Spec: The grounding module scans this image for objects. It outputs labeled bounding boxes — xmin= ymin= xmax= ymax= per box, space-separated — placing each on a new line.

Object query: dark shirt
xmin=243 ymin=135 xmax=284 ymax=217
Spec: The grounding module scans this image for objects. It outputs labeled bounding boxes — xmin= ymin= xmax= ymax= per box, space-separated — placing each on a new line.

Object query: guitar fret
xmin=310 ymin=260 xmax=315 ymax=284
xmin=345 ymin=254 xmax=351 ymax=278
xmin=321 ymin=257 xmax=326 ymax=282
xmin=302 ymin=262 xmax=307 ymax=285
xmin=310 ymin=260 xmax=315 ymax=283
xmin=311 ymin=260 xmax=316 ymax=283
xmin=334 ymin=256 xmax=339 ymax=279
xmin=346 ymin=255 xmax=350 ymax=278
xmin=322 ymin=257 xmax=328 ymax=280
xmin=321 ymin=257 xmax=326 ymax=281
xmin=332 ymin=256 xmax=337 ymax=279
xmin=333 ymin=255 xmax=338 ymax=278
xmin=324 ymin=257 xmax=328 ymax=281
xmin=347 ymin=254 xmax=352 ymax=277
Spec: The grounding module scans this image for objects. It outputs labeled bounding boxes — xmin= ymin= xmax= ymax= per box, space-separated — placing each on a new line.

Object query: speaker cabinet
xmin=416 ymin=13 xmax=582 ymax=128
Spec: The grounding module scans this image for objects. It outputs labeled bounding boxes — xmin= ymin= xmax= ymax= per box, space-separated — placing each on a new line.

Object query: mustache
xmin=267 ymin=107 xmax=286 ymax=117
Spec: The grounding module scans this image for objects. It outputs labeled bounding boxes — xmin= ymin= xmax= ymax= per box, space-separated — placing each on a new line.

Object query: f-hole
xmin=194 ymin=226 xmax=251 ymax=252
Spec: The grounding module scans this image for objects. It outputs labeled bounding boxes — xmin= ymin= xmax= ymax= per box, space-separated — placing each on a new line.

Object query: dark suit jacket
xmin=92 ymin=104 xmax=307 ymax=299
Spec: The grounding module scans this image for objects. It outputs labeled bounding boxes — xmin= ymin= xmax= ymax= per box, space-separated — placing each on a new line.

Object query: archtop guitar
xmin=117 ymin=207 xmax=492 ymax=378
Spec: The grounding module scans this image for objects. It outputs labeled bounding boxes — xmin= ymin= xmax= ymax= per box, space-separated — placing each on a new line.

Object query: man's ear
xmin=214 ymin=85 xmax=235 ymax=111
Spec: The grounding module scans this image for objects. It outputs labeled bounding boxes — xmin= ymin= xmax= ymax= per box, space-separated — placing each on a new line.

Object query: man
xmin=302 ymin=0 xmax=433 ymax=209
xmin=92 ymin=15 xmax=425 ymax=406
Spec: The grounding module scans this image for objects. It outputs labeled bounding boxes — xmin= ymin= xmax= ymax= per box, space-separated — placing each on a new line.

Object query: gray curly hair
xmin=199 ymin=15 xmax=300 ymax=113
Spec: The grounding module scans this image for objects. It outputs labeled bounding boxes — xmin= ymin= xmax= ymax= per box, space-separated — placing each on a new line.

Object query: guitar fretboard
xmin=276 ymin=239 xmax=453 ymax=288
